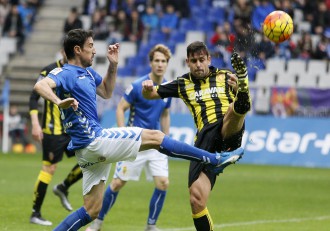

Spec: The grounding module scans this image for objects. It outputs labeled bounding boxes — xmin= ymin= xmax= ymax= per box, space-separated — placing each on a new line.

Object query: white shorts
xmin=113 ymin=149 xmax=168 ymax=181
xmin=75 ymin=127 xmax=142 ymax=195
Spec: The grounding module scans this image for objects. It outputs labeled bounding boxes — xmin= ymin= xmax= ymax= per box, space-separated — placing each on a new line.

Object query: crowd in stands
xmin=0 ymin=0 xmax=43 ymax=53
xmin=0 ymin=0 xmax=329 ymax=78
xmin=76 ymin=0 xmax=330 ymax=81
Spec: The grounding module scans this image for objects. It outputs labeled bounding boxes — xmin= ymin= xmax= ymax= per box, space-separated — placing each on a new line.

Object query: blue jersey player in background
xmin=87 ymin=44 xmax=172 ymax=231
xmin=34 ymin=29 xmax=243 ymax=231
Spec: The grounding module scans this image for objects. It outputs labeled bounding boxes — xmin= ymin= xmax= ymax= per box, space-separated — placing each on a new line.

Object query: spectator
xmin=90 ymin=7 xmax=109 ymax=40
xmin=82 ymin=0 xmax=101 ymax=15
xmin=296 ymin=31 xmax=314 ymax=59
xmin=159 ymin=4 xmax=178 ymax=39
xmin=210 ymin=24 xmax=234 ymax=63
xmin=165 ymin=0 xmax=190 ymax=18
xmin=251 ymin=0 xmax=275 ymax=32
xmin=141 ymin=5 xmax=159 ymax=32
xmin=233 ymin=0 xmax=253 ymax=25
xmin=313 ymin=34 xmax=329 ymax=60
xmin=0 ymin=0 xmax=10 ymax=33
xmin=17 ymin=0 xmax=35 ymax=35
xmin=108 ymin=0 xmax=140 ymax=16
xmin=124 ymin=9 xmax=144 ymax=45
xmin=107 ymin=9 xmax=126 ymax=44
xmin=255 ymin=34 xmax=275 ymax=59
xmin=233 ymin=19 xmax=255 ymax=55
xmin=2 ymin=4 xmax=25 ymax=53
xmin=274 ymin=0 xmax=294 ymax=19
xmin=63 ymin=6 xmax=83 ymax=34
xmin=312 ymin=1 xmax=330 ymax=35
xmin=273 ymin=38 xmax=298 ymax=60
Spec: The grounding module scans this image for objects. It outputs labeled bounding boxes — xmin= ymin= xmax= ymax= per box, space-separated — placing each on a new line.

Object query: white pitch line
xmin=162 ymin=215 xmax=330 ymax=231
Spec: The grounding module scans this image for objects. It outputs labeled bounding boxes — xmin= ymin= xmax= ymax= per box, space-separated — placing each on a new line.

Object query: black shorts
xmin=42 ymin=133 xmax=75 ymax=165
xmin=188 ymin=119 xmax=245 ymax=189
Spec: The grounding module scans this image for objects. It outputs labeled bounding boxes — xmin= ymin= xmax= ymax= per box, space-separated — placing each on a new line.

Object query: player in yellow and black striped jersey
xmin=142 ymin=41 xmax=251 ymax=231
xmin=29 ymin=51 xmax=83 ymax=226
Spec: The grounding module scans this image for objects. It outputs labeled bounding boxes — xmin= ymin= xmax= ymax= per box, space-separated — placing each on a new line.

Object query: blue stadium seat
xmin=189 ymin=0 xmax=199 ymax=7
xmin=179 ymin=18 xmax=197 ymax=32
xmin=136 ymin=65 xmax=151 ymax=76
xmin=169 ymin=30 xmax=186 ymax=43
xmin=137 ymin=43 xmax=154 ymax=57
xmin=211 ymin=57 xmax=226 ymax=68
xmin=149 ymin=30 xmax=167 ymax=43
xmin=190 ymin=6 xmax=208 ymax=19
xmin=206 ymin=7 xmax=226 ymax=25
xmin=126 ymin=56 xmax=147 ymax=69
xmin=117 ymin=67 xmax=134 ymax=77
xmin=247 ymin=57 xmax=266 ymax=82
xmin=196 ymin=19 xmax=215 ymax=33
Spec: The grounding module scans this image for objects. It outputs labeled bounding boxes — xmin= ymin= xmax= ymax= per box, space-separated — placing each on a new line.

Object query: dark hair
xmin=149 ymin=44 xmax=172 ymax=62
xmin=186 ymin=41 xmax=210 ymax=58
xmin=63 ymin=29 xmax=94 ymax=59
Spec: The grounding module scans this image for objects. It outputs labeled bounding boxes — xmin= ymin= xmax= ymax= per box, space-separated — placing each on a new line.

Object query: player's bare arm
xmin=142 ymin=80 xmax=161 ymax=99
xmin=116 ymin=97 xmax=130 ymax=127
xmin=97 ymin=43 xmax=120 ymax=99
xmin=160 ymin=108 xmax=170 ymax=135
xmin=34 ymin=77 xmax=79 ymax=110
xmin=30 ymin=113 xmax=43 ymax=142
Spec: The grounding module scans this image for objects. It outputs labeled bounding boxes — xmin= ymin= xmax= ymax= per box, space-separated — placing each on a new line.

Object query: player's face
xmin=150 ymin=51 xmax=168 ymax=78
xmin=80 ymin=37 xmax=96 ymax=67
xmin=186 ymin=51 xmax=211 ymax=79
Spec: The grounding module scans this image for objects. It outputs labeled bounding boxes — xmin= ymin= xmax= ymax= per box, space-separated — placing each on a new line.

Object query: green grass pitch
xmin=0 ymin=152 xmax=330 ymax=231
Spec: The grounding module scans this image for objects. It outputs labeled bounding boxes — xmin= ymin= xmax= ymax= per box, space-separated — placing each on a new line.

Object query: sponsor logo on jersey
xmin=49 ymin=67 xmax=63 ymax=75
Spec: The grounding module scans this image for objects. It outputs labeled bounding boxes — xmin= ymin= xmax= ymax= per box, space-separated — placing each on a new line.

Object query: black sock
xmin=234 ymin=91 xmax=251 ymax=115
xmin=63 ymin=164 xmax=82 ymax=189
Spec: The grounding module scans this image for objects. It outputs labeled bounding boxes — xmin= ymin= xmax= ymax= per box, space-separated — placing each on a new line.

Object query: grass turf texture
xmin=0 ymin=152 xmax=330 ymax=231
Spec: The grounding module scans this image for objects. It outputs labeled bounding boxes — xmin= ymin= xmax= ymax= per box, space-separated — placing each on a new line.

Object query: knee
xmin=155 ymin=177 xmax=169 ymax=191
xmin=110 ymin=178 xmax=126 ymax=192
xmin=42 ymin=164 xmax=57 ymax=175
xmin=189 ymin=190 xmax=205 ymax=211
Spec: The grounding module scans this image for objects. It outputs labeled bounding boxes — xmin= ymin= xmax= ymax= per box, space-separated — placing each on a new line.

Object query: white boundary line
xmin=162 ymin=215 xmax=330 ymax=231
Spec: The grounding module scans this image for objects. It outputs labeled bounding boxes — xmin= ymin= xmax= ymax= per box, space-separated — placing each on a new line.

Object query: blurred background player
xmin=86 ymin=44 xmax=172 ymax=231
xmin=29 ymin=49 xmax=83 ymax=226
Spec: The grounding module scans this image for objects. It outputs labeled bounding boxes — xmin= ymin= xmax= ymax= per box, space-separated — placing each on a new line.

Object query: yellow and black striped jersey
xmin=29 ymin=60 xmax=64 ymax=135
xmin=156 ymin=66 xmax=236 ymax=132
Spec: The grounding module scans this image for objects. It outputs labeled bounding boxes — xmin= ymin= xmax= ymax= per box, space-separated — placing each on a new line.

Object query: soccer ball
xmin=263 ymin=10 xmax=294 ymax=43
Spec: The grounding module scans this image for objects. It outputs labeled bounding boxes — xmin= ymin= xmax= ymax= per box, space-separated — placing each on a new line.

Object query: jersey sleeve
xmin=48 ymin=67 xmax=76 ymax=92
xmin=123 ymin=84 xmax=136 ymax=104
xmin=87 ymin=67 xmax=103 ymax=87
xmin=165 ymin=97 xmax=172 ymax=109
xmin=156 ymin=79 xmax=180 ymax=98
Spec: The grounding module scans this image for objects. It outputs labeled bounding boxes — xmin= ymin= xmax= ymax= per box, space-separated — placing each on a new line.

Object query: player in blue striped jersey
xmin=34 ymin=29 xmax=243 ymax=231
xmin=87 ymin=44 xmax=172 ymax=231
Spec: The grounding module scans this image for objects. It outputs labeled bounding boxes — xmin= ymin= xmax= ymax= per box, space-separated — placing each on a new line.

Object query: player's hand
xmin=58 ymin=98 xmax=79 ymax=111
xmin=107 ymin=43 xmax=119 ymax=65
xmin=142 ymin=80 xmax=154 ymax=92
xmin=227 ymin=73 xmax=238 ymax=91
xmin=31 ymin=123 xmax=43 ymax=142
